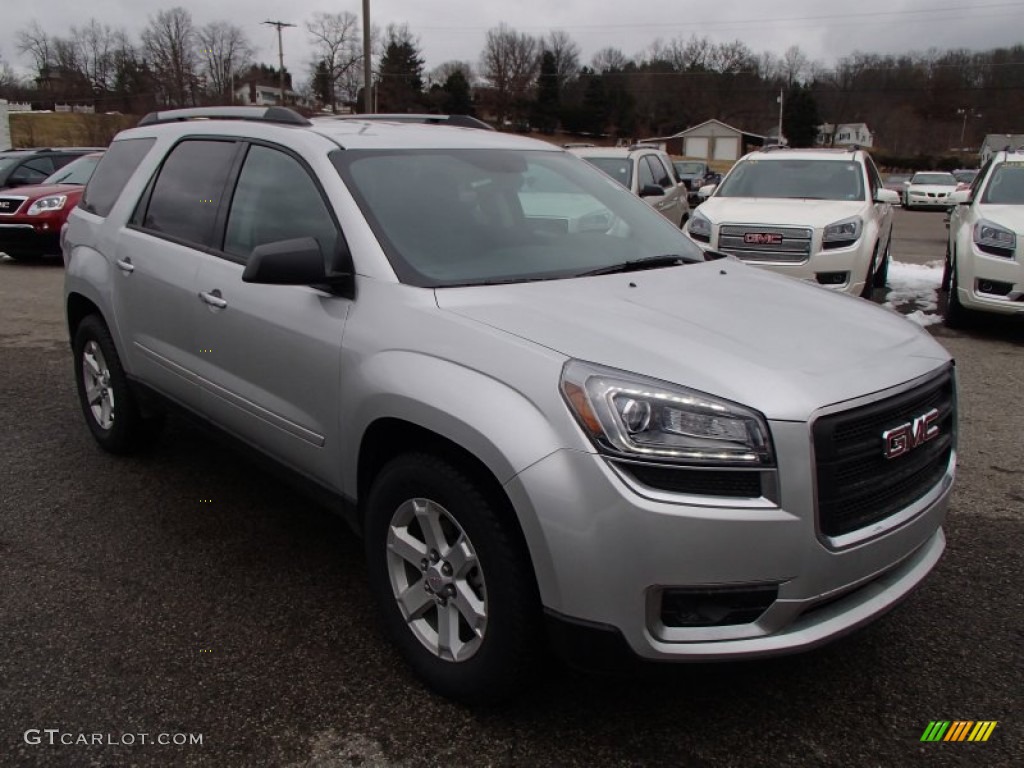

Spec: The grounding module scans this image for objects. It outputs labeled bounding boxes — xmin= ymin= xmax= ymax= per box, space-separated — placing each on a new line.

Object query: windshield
xmin=0 ymin=156 xmax=29 ymax=174
xmin=332 ymin=149 xmax=704 ymax=287
xmin=579 ymin=157 xmax=632 ymax=188
xmin=981 ymin=163 xmax=1024 ymax=204
xmin=43 ymin=155 xmax=102 ymax=185
xmin=674 ymin=162 xmax=705 ymax=175
xmin=953 ymin=170 xmax=978 ymax=184
xmin=715 ymin=158 xmax=865 ymax=200
xmin=911 ymin=173 xmax=956 ymax=186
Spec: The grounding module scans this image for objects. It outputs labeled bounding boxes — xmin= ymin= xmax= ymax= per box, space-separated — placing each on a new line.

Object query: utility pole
xmin=263 ymin=20 xmax=296 ymax=106
xmin=777 ymin=89 xmax=784 ymax=147
xmin=362 ymin=0 xmax=372 ymax=113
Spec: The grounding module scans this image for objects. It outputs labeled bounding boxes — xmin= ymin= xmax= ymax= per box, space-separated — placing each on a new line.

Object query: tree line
xmin=3 ymin=12 xmax=1022 ymax=159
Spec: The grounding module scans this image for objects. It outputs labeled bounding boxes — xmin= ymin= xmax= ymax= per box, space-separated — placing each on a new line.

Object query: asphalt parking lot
xmin=1 ymin=209 xmax=1021 ymax=767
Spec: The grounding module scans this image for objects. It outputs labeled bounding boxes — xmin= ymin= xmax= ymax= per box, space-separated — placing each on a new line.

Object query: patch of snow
xmin=883 ymin=260 xmax=944 ymax=325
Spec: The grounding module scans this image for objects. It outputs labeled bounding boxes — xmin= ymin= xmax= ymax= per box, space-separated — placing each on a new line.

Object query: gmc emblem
xmin=881 ymin=408 xmax=940 ymax=460
xmin=0 ymin=201 xmax=11 ymax=211
xmin=744 ymin=232 xmax=782 ymax=245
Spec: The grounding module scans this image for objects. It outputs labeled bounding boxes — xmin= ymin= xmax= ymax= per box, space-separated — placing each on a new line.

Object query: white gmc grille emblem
xmin=744 ymin=232 xmax=783 ymax=245
xmin=882 ymin=408 xmax=940 ymax=459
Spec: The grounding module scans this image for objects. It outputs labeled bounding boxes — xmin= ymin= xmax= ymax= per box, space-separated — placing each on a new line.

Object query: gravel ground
xmin=0 ymin=226 xmax=1020 ymax=767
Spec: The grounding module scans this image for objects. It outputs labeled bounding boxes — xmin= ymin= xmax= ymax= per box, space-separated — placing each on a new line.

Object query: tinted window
xmin=646 ymin=156 xmax=672 ymax=188
xmin=637 ymin=156 xmax=657 ymax=189
xmin=142 ymin=140 xmax=237 ymax=247
xmin=224 ymin=145 xmax=339 ymax=260
xmin=82 ymin=138 xmax=156 ymax=217
xmin=10 ymin=158 xmax=53 ymax=185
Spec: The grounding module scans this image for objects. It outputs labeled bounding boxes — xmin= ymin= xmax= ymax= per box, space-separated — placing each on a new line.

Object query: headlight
xmin=688 ymin=211 xmax=712 ymax=242
xmin=26 ymin=195 xmax=68 ymax=215
xmin=822 ymin=216 xmax=862 ymax=245
xmin=561 ymin=360 xmax=774 ymax=467
xmin=974 ymin=219 xmax=1016 ymax=257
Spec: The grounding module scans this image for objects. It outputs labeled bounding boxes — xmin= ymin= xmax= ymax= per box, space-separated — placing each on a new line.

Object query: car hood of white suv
xmin=697 ymin=198 xmax=865 ymax=228
xmin=437 ymin=260 xmax=949 ymax=422
xmin=976 ymin=204 xmax=1024 ymax=231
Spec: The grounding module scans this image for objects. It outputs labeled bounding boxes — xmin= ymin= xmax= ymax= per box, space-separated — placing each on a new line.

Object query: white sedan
xmin=944 ymin=150 xmax=1024 ymax=326
xmin=903 ymin=171 xmax=957 ymax=210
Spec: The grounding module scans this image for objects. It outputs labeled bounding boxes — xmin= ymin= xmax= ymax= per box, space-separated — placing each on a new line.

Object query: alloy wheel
xmin=81 ymin=340 xmax=115 ymax=430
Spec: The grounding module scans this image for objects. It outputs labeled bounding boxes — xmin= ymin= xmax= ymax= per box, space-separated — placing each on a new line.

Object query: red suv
xmin=0 ymin=152 xmax=104 ymax=261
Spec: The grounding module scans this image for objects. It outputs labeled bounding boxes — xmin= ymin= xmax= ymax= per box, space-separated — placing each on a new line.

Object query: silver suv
xmin=64 ymin=107 xmax=956 ymax=704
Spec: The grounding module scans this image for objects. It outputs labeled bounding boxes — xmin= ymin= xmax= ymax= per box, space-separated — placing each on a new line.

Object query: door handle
xmin=116 ymin=257 xmax=134 ymax=273
xmin=199 ymin=290 xmax=227 ymax=309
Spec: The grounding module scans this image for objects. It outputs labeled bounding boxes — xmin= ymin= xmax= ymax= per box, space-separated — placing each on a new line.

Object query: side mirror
xmin=640 ymin=184 xmax=665 ymax=198
xmin=875 ymin=189 xmax=900 ymax=204
xmin=698 ymin=184 xmax=717 ymax=199
xmin=242 ymin=237 xmax=343 ymax=285
xmin=949 ymin=189 xmax=971 ymax=205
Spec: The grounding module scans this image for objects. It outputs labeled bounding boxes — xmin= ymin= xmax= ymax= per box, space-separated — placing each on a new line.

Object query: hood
xmin=436 ymin=262 xmax=950 ymax=421
xmin=697 ymin=198 xmax=865 ymax=229
xmin=1 ymin=183 xmax=83 ymax=200
xmin=977 ymin=204 xmax=1024 ymax=231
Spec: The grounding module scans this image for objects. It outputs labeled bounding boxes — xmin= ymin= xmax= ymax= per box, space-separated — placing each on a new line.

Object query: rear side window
xmin=141 ymin=140 xmax=238 ymax=248
xmin=82 ymin=138 xmax=156 ymax=217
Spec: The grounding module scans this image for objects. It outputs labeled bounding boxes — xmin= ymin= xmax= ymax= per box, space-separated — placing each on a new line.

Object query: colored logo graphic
xmin=920 ymin=721 xmax=998 ymax=742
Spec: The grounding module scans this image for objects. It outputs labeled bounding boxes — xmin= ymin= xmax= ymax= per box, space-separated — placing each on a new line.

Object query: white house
xmin=818 ymin=122 xmax=874 ymax=148
xmin=979 ymin=133 xmax=1024 ymax=165
xmin=233 ymin=83 xmax=307 ymax=108
xmin=0 ymin=100 xmax=10 ymax=151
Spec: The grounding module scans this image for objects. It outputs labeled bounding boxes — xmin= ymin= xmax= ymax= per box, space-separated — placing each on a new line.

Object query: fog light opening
xmin=816 ymin=271 xmax=849 ymax=286
xmin=660 ymin=585 xmax=778 ymax=627
xmin=976 ymin=279 xmax=1013 ymax=296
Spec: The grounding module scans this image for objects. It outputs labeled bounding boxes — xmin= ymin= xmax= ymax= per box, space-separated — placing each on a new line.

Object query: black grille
xmin=0 ymin=197 xmax=26 ymax=214
xmin=813 ymin=368 xmax=955 ymax=538
xmin=622 ymin=464 xmax=762 ymax=497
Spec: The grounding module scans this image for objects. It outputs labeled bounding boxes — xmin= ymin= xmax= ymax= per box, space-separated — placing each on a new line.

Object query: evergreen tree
xmin=532 ymin=50 xmax=559 ymax=133
xmin=377 ymin=30 xmax=425 ymax=113
xmin=442 ymin=69 xmax=473 ymax=114
xmin=783 ymin=83 xmax=821 ymax=148
xmin=312 ymin=60 xmax=331 ymax=108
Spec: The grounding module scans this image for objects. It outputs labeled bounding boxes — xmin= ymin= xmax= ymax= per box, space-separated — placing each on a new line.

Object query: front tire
xmin=73 ymin=315 xmax=164 ymax=453
xmin=943 ymin=258 xmax=974 ymax=329
xmin=873 ymin=239 xmax=891 ymax=289
xmin=364 ymin=453 xmax=541 ymax=704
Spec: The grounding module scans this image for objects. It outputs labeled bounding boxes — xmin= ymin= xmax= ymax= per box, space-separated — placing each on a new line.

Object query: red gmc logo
xmin=882 ymin=408 xmax=940 ymax=460
xmin=744 ymin=232 xmax=783 ymax=245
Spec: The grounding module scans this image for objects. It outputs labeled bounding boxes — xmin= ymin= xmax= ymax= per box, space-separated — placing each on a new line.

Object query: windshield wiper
xmin=578 ymin=254 xmax=697 ymax=277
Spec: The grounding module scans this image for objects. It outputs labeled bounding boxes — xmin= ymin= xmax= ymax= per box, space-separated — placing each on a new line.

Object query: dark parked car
xmin=0 ymin=147 xmax=105 ymax=190
xmin=672 ymin=160 xmax=721 ymax=202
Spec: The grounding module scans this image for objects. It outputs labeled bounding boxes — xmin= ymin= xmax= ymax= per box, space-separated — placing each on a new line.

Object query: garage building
xmin=643 ymin=119 xmax=767 ymax=161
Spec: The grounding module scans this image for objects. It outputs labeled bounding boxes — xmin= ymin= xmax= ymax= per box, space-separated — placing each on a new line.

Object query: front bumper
xmin=505 ymin=419 xmax=951 ymax=662
xmin=906 ymin=195 xmax=953 ymax=209
xmin=0 ymin=222 xmax=62 ymax=256
xmin=957 ymin=242 xmax=1024 ymax=315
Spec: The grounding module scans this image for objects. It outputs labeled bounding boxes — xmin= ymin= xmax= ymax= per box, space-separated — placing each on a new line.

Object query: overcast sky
xmin=2 ymin=0 xmax=1023 ymax=82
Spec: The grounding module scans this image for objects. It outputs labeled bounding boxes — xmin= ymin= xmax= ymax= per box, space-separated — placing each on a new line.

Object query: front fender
xmin=342 ymin=350 xmax=579 ymax=495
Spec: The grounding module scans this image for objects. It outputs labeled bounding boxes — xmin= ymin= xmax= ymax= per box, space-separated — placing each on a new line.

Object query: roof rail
xmin=137 ymin=106 xmax=311 ymax=127
xmin=326 ymin=113 xmax=494 ymax=130
xmin=761 ymin=144 xmax=788 ymax=152
xmin=628 ymin=142 xmax=660 ymax=150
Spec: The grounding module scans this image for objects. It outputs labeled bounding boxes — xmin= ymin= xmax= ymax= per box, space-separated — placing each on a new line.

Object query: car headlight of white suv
xmin=973 ymin=220 xmax=1016 ymax=258
xmin=688 ymin=211 xmax=712 ymax=243
xmin=561 ymin=360 xmax=774 ymax=467
xmin=822 ymin=216 xmax=863 ymax=249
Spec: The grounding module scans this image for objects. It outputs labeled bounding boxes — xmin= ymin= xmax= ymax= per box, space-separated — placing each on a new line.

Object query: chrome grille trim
xmin=717 ymin=224 xmax=813 ymax=263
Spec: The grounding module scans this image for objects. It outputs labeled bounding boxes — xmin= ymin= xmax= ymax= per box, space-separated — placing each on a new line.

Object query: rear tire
xmin=73 ymin=315 xmax=164 ymax=453
xmin=364 ymin=453 xmax=541 ymax=704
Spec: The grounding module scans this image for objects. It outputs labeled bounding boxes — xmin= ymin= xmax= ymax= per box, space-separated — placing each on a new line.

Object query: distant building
xmin=233 ymin=83 xmax=307 ymax=108
xmin=979 ymin=133 xmax=1024 ymax=165
xmin=0 ymin=100 xmax=10 ymax=151
xmin=817 ymin=122 xmax=874 ymax=148
xmin=641 ymin=119 xmax=767 ymax=161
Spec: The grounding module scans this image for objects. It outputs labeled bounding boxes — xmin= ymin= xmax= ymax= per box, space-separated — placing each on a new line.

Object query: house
xmin=233 ymin=83 xmax=306 ymax=108
xmin=641 ymin=119 xmax=767 ymax=161
xmin=817 ymin=122 xmax=874 ymax=148
xmin=980 ymin=133 xmax=1024 ymax=165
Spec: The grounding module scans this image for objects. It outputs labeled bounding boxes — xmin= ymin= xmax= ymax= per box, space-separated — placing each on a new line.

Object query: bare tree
xmin=0 ymin=55 xmax=20 ymax=94
xmin=780 ymin=45 xmax=809 ymax=86
xmin=544 ymin=30 xmax=580 ymax=87
xmin=16 ymin=22 xmax=53 ymax=77
xmin=142 ymin=7 xmax=198 ymax=106
xmin=591 ymin=47 xmax=630 ymax=74
xmin=431 ymin=60 xmax=475 ymax=84
xmin=196 ymin=21 xmax=254 ymax=103
xmin=68 ymin=20 xmax=122 ymax=94
xmin=480 ymin=24 xmax=539 ymax=122
xmin=306 ymin=11 xmax=362 ymax=112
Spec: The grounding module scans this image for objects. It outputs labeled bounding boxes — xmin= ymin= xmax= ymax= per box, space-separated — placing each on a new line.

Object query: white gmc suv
xmin=686 ymin=148 xmax=900 ymax=298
